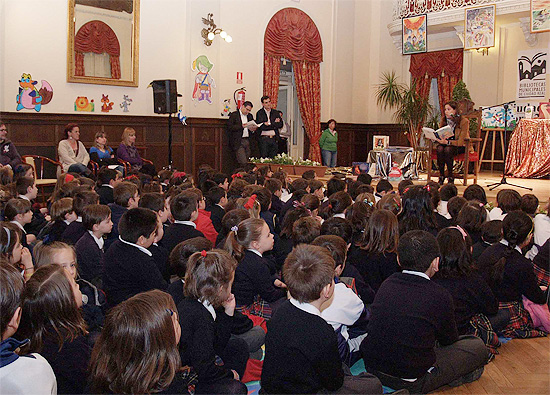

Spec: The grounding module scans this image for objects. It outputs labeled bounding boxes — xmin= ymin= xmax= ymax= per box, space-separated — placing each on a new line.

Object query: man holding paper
xmin=256 ymin=96 xmax=283 ymax=159
xmin=424 ymin=101 xmax=470 ymax=185
xmin=227 ymin=101 xmax=258 ymax=166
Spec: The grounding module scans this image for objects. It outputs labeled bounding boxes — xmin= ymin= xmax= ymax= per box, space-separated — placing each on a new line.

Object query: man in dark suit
xmin=256 ymin=96 xmax=283 ymax=159
xmin=227 ymin=101 xmax=258 ymax=166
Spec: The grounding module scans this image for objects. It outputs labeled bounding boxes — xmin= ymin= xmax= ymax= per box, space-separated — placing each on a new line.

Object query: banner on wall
xmin=517 ymin=49 xmax=547 ymax=99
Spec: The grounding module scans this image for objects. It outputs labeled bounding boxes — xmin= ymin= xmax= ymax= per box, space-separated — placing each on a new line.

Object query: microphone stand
xmin=485 ymin=101 xmax=532 ymax=191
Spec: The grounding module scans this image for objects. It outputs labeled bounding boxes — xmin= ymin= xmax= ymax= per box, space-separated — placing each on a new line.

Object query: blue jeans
xmin=68 ymin=163 xmax=92 ymax=177
xmin=321 ymin=149 xmax=337 ymax=167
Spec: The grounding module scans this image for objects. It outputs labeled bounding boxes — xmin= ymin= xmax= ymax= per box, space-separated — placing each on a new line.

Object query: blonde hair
xmin=121 ymin=127 xmax=136 ymax=146
xmin=94 ymin=131 xmax=107 ymax=149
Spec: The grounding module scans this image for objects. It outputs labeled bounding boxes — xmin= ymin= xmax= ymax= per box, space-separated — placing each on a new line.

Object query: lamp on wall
xmin=201 ymin=13 xmax=232 ymax=46
xmin=476 ymin=48 xmax=489 ymax=56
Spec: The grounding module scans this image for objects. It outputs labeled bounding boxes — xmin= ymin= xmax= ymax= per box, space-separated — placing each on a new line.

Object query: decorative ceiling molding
xmin=454 ymin=26 xmax=465 ymax=46
xmin=388 ymin=0 xmax=530 ymax=34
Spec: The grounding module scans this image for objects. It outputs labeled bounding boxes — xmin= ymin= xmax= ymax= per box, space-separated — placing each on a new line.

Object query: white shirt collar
xmin=88 ymin=230 xmax=104 ymax=250
xmin=333 ymin=213 xmax=345 ymax=219
xmin=500 ymin=239 xmax=523 ymax=254
xmin=216 ymin=203 xmax=225 ymax=210
xmin=63 ymin=219 xmax=72 ymax=225
xmin=76 ymin=216 xmax=83 ymax=223
xmin=101 ymin=184 xmax=114 ymax=189
xmin=248 ymin=249 xmax=263 ymax=257
xmin=17 ymin=195 xmax=30 ymax=201
xmin=173 ymin=220 xmax=196 ymax=228
xmin=289 ymin=298 xmax=321 ymax=317
xmin=118 ymin=235 xmax=152 ymax=256
xmin=201 ymin=299 xmax=217 ymax=320
xmin=402 ymin=270 xmax=430 ymax=281
xmin=10 ymin=220 xmax=26 ymax=233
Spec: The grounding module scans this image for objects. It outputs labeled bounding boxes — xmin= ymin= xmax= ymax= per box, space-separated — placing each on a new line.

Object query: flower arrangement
xmin=249 ymin=153 xmax=320 ymax=166
xmin=294 ymin=157 xmax=321 ymax=166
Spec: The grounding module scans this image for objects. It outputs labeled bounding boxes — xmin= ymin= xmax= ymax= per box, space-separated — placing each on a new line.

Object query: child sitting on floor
xmin=163 ymin=191 xmax=205 ymax=253
xmin=261 ymin=244 xmax=382 ymax=394
xmin=177 ymin=249 xmax=249 ymax=394
xmin=225 ymin=218 xmax=286 ymax=319
xmin=62 ymin=190 xmax=100 ymax=245
xmin=38 ymin=198 xmax=77 ymax=244
xmin=4 ymin=198 xmax=33 ymax=248
xmin=0 ymin=263 xmax=57 ymax=393
xmin=1 ymin=222 xmax=33 ymax=280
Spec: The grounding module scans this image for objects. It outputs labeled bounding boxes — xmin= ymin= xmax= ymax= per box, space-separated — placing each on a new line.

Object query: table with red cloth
xmin=506 ymin=119 xmax=550 ymax=178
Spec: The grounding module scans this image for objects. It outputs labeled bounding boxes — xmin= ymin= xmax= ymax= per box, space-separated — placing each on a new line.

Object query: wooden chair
xmin=117 ymin=147 xmax=154 ymax=176
xmin=427 ymin=138 xmax=482 ymax=185
xmin=22 ymin=155 xmax=62 ymax=203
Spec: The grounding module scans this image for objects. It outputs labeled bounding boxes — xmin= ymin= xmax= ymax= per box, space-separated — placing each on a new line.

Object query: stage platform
xmin=289 ymin=171 xmax=550 ymax=205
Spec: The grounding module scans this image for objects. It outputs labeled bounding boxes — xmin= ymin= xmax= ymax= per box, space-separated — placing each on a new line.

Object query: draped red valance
xmin=409 ymin=49 xmax=463 ymax=80
xmin=74 ymin=20 xmax=121 ymax=79
xmin=264 ymin=7 xmax=323 ymax=63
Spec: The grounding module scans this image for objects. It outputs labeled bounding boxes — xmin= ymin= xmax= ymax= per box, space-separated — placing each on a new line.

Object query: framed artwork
xmin=464 ymin=4 xmax=496 ymax=50
xmin=531 ymin=0 xmax=550 ymax=33
xmin=373 ymin=135 xmax=390 ymax=150
xmin=538 ymin=102 xmax=550 ymax=118
xmin=402 ymin=14 xmax=427 ymax=55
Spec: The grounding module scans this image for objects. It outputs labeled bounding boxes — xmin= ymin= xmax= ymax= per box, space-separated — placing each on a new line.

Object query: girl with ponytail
xmin=478 ymin=210 xmax=548 ymax=338
xmin=224 ymin=218 xmax=286 ymax=318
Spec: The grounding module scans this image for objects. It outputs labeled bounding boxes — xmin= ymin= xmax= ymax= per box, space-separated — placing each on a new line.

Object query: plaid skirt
xmin=533 ymin=263 xmax=550 ymax=288
xmin=498 ymin=301 xmax=547 ymax=339
xmin=236 ymin=295 xmax=273 ymax=319
xmin=469 ymin=313 xmax=501 ymax=361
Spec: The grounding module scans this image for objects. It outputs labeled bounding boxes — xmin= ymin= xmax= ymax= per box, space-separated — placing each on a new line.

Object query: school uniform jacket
xmin=232 ymin=250 xmax=286 ymax=307
xmin=103 ymin=239 xmax=168 ymax=308
xmin=96 ymin=185 xmax=114 ymax=205
xmin=205 ymin=204 xmax=225 ymax=233
xmin=162 ymin=223 xmax=205 ymax=254
xmin=61 ymin=221 xmax=86 ymax=245
xmin=105 ymin=203 xmax=127 ymax=250
xmin=75 ymin=232 xmax=104 ymax=283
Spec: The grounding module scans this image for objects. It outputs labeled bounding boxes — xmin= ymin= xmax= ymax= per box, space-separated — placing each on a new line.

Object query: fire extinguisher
xmin=234 ymin=87 xmax=246 ymax=109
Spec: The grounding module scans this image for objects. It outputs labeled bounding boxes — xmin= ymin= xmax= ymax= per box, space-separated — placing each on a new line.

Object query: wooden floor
xmin=433 ymin=336 xmax=550 ymax=395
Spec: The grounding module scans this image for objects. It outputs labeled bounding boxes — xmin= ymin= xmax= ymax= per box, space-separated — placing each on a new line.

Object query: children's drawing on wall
xmin=75 ymin=96 xmax=94 ymax=112
xmin=531 ymin=0 xmax=550 ymax=33
xmin=464 ymin=4 xmax=495 ymax=50
xmin=221 ymin=99 xmax=231 ymax=117
xmin=16 ymin=73 xmax=53 ymax=112
xmin=192 ymin=55 xmax=215 ymax=104
xmin=120 ymin=95 xmax=132 ymax=112
xmin=101 ymin=94 xmax=114 ymax=112
xmin=402 ymin=15 xmax=427 ymax=55
xmin=177 ymin=105 xmax=188 ymax=125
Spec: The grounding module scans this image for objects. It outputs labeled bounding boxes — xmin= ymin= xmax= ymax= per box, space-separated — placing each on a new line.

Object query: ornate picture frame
xmin=531 ymin=0 xmax=550 ymax=33
xmin=373 ymin=135 xmax=390 ymax=150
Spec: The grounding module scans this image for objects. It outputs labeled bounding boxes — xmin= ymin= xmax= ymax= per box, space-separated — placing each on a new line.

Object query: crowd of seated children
xmin=457 ymin=200 xmax=487 ymax=244
xmin=361 ymin=230 xmax=488 ymax=393
xmin=261 ymin=244 xmax=382 ymax=394
xmin=374 ymin=179 xmax=393 ymax=202
xmin=225 ymin=218 xmax=286 ymax=318
xmin=311 ymin=235 xmax=368 ymax=366
xmin=0 ymin=263 xmax=57 ymax=393
xmin=216 ymin=209 xmax=250 ymax=248
xmin=178 ymin=249 xmax=249 ymax=394
xmin=398 ymin=185 xmax=439 ymax=236
xmin=472 ymin=219 xmax=502 ymax=262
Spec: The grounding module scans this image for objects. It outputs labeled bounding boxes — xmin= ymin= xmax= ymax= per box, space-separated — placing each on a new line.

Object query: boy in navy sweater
xmin=62 ymin=190 xmax=100 ymax=245
xmin=360 ymin=230 xmax=488 ymax=393
xmin=261 ymin=244 xmax=382 ymax=394
xmin=75 ymin=204 xmax=112 ymax=286
xmin=162 ymin=191 xmax=204 ymax=253
xmin=105 ymin=182 xmax=140 ymax=250
xmin=103 ymin=208 xmax=167 ymax=308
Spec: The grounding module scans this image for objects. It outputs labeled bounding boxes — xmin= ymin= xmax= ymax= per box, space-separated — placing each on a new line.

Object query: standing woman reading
xmin=436 ymin=101 xmax=469 ymax=185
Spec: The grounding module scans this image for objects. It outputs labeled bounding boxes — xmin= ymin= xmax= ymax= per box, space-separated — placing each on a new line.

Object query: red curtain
xmin=74 ymin=20 xmax=121 ymax=79
xmin=410 ymin=49 xmax=463 ymax=116
xmin=263 ymin=8 xmax=323 ymax=162
xmin=294 ymin=60 xmax=322 ymax=163
xmin=263 ymin=54 xmax=281 ymax=107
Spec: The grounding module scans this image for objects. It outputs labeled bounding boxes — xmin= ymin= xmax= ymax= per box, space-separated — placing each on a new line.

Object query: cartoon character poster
xmin=192 ymin=55 xmax=215 ymax=104
xmin=402 ymin=15 xmax=427 ymax=55
xmin=531 ymin=0 xmax=550 ymax=33
xmin=16 ymin=73 xmax=53 ymax=112
xmin=464 ymin=5 xmax=495 ymax=50
xmin=517 ymin=49 xmax=547 ymax=99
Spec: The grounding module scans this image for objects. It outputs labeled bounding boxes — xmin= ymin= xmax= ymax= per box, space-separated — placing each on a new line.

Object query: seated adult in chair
xmin=58 ymin=123 xmax=92 ymax=177
xmin=117 ymin=127 xmax=156 ymax=177
xmin=435 ymin=101 xmax=470 ymax=185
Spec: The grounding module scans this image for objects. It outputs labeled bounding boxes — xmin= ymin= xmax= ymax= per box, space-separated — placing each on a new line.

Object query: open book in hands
xmin=422 ymin=125 xmax=453 ymax=141
xmin=245 ymin=120 xmax=263 ymax=128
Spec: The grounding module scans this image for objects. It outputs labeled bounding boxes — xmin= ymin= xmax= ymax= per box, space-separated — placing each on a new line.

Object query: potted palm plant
xmin=375 ymin=71 xmax=432 ymax=150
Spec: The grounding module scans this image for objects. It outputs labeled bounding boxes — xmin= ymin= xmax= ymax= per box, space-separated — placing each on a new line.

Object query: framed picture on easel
xmin=464 ymin=4 xmax=496 ymax=50
xmin=531 ymin=0 xmax=550 ymax=33
xmin=373 ymin=136 xmax=389 ymax=150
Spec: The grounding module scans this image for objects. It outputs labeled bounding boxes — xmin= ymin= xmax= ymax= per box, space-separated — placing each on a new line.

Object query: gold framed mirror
xmin=67 ymin=0 xmax=139 ymax=87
